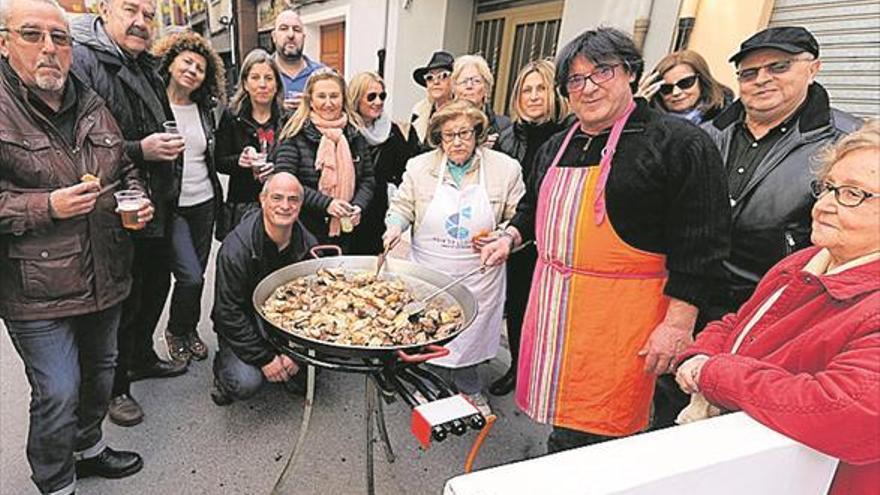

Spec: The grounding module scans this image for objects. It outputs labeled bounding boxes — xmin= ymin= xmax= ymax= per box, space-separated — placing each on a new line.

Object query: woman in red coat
xmin=675 ymin=119 xmax=879 ymax=495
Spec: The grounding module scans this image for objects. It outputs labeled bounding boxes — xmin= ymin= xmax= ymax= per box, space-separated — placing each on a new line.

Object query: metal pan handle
xmin=396 ymin=344 xmax=450 ymax=363
xmin=309 ymin=244 xmax=343 ymax=259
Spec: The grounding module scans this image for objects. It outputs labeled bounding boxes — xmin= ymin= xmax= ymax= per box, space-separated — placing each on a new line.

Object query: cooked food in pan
xmin=262 ymin=268 xmax=463 ymax=347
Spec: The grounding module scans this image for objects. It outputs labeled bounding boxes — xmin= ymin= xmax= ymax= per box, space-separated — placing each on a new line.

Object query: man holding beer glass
xmin=0 ymin=0 xmax=151 ymax=490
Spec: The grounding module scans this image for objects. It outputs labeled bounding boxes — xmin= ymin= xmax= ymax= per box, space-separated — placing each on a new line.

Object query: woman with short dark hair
xmin=153 ymin=31 xmax=226 ymax=364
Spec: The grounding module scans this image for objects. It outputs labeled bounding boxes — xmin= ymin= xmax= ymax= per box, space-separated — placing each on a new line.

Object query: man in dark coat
xmin=211 ymin=172 xmax=317 ymax=404
xmin=653 ymin=26 xmax=863 ymax=430
xmin=0 ymin=0 xmax=150 ymax=491
xmin=70 ymin=0 xmax=187 ymax=427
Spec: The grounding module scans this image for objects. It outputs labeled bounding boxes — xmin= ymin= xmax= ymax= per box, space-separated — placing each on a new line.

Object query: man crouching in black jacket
xmin=211 ymin=172 xmax=317 ymax=404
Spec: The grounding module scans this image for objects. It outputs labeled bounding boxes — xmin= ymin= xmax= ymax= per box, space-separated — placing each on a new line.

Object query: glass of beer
xmin=114 ymin=190 xmax=147 ymax=230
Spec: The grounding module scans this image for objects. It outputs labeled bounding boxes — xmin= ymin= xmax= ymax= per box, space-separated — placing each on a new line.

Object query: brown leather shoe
xmin=108 ymin=394 xmax=143 ymax=427
xmin=165 ymin=330 xmax=191 ymax=363
xmin=186 ymin=333 xmax=208 ymax=361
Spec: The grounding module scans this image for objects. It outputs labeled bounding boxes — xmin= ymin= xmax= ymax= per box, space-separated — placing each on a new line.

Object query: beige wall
xmin=687 ymin=0 xmax=775 ymax=92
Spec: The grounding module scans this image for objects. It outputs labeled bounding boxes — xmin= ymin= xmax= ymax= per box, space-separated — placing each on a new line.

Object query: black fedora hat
xmin=729 ymin=26 xmax=819 ymax=64
xmin=412 ymin=50 xmax=455 ymax=87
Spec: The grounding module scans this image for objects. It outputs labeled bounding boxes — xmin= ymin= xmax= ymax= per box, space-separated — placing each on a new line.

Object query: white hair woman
xmin=452 ymin=54 xmax=511 ymax=148
xmin=676 ymin=119 xmax=880 ymax=495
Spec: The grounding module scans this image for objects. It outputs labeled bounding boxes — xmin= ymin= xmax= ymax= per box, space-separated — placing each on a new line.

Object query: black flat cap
xmin=412 ymin=51 xmax=455 ymax=87
xmin=729 ymin=26 xmax=819 ymax=64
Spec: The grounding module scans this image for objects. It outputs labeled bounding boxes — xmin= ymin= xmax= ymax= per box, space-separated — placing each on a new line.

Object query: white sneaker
xmin=465 ymin=392 xmax=492 ymax=417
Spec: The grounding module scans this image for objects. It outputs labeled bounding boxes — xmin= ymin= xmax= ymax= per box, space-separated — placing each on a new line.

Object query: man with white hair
xmin=0 ymin=0 xmax=148 ymax=492
xmin=211 ymin=172 xmax=317 ymax=405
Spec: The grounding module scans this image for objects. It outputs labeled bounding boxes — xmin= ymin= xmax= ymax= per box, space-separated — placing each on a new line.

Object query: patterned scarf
xmin=311 ymin=114 xmax=355 ymax=237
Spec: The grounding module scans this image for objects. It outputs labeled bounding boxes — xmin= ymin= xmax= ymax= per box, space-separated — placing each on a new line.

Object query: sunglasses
xmin=424 ymin=71 xmax=450 ymax=83
xmin=736 ymin=58 xmax=811 ymax=82
xmin=1 ymin=27 xmax=72 ymax=47
xmin=658 ymin=74 xmax=699 ymax=95
xmin=366 ymin=91 xmax=387 ymax=103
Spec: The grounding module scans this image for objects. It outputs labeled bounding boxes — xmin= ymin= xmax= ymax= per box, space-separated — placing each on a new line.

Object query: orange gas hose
xmin=464 ymin=414 xmax=497 ymax=473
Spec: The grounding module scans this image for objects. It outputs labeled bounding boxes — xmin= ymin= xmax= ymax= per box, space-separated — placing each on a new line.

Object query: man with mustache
xmin=271 ymin=9 xmax=325 ymax=112
xmin=0 ymin=0 xmax=150 ymax=492
xmin=650 ymin=27 xmax=863 ymax=429
xmin=71 ymin=0 xmax=188 ymax=428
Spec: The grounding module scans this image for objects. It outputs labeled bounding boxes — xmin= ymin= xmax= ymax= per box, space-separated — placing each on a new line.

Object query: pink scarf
xmin=311 ymin=114 xmax=355 ymax=237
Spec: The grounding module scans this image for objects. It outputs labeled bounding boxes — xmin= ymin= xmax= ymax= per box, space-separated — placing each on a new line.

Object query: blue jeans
xmin=213 ymin=341 xmax=266 ymax=400
xmin=168 ymin=199 xmax=215 ymax=337
xmin=4 ymin=304 xmax=121 ymax=494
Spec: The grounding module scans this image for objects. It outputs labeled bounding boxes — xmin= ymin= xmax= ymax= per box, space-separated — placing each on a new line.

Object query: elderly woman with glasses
xmin=636 ymin=50 xmax=733 ymax=125
xmin=452 ymin=54 xmax=511 ymax=148
xmin=675 ymin=119 xmax=879 ymax=495
xmin=480 ymin=28 xmax=730 ymax=453
xmin=347 ymin=71 xmax=414 ymax=254
xmin=383 ymin=100 xmax=525 ymax=416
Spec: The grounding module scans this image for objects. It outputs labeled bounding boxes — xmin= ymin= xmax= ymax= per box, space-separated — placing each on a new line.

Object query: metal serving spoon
xmin=402 ymin=239 xmax=533 ymax=320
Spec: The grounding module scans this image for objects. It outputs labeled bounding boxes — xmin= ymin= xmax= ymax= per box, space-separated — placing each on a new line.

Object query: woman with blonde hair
xmin=347 ymin=71 xmax=414 ymax=254
xmin=637 ymin=50 xmax=733 ymax=124
xmin=490 ymin=59 xmax=570 ymax=396
xmin=273 ymin=69 xmax=375 ymax=251
xmin=383 ymin=100 xmax=525 ymax=416
xmin=452 ymin=54 xmax=511 ymax=147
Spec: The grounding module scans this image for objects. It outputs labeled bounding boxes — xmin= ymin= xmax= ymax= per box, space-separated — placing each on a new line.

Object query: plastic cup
xmin=114 ymin=190 xmax=147 ymax=230
xmin=340 ymin=216 xmax=354 ymax=233
xmin=162 ymin=121 xmax=179 ymax=134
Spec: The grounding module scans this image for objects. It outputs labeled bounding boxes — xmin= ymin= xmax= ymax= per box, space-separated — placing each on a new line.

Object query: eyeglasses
xmin=455 ymin=76 xmax=484 ymax=88
xmin=0 ymin=27 xmax=72 ymax=47
xmin=658 ymin=74 xmax=699 ymax=95
xmin=736 ymin=57 xmax=812 ymax=82
xmin=440 ymin=128 xmax=475 ymax=143
xmin=565 ymin=64 xmax=620 ymax=94
xmin=810 ymin=179 xmax=879 ymax=207
xmin=366 ymin=91 xmax=387 ymax=103
xmin=424 ymin=71 xmax=450 ymax=83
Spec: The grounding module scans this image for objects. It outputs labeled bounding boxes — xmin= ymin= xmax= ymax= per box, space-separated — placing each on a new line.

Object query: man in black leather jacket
xmin=701 ymin=26 xmax=862 ymax=322
xmin=70 ymin=0 xmax=187 ymax=427
xmin=211 ymin=172 xmax=317 ymax=404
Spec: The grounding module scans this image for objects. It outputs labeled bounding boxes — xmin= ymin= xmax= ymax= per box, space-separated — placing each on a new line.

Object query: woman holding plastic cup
xmin=274 ymin=69 xmax=375 ymax=252
xmin=153 ymin=31 xmax=226 ymax=363
xmin=215 ymin=49 xmax=286 ymax=239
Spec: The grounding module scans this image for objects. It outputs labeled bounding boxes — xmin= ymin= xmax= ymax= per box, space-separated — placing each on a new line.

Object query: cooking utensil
xmin=253 ymin=254 xmax=478 ymax=360
xmin=401 ymin=239 xmax=533 ymax=320
xmin=374 ymin=237 xmax=400 ymax=277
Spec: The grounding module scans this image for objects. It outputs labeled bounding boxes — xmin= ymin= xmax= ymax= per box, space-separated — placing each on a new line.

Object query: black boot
xmin=489 ymin=367 xmax=516 ymax=396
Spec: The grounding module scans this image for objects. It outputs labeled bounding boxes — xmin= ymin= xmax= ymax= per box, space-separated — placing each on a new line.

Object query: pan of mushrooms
xmin=252 ymin=246 xmax=478 ymax=360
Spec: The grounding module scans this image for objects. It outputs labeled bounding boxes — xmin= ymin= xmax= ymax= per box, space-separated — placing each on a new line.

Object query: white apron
xmin=410 ymin=156 xmax=506 ymax=368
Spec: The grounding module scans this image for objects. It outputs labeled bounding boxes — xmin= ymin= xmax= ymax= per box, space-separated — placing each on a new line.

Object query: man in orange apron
xmin=482 ymin=27 xmax=731 ymax=452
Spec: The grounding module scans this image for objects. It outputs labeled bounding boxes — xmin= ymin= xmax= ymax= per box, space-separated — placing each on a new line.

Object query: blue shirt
xmin=278 ymin=55 xmax=326 ymax=94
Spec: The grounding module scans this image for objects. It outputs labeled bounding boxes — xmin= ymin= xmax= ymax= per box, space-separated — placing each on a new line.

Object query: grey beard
xmin=35 ymin=74 xmax=65 ymax=93
xmin=279 ymin=45 xmax=303 ymax=63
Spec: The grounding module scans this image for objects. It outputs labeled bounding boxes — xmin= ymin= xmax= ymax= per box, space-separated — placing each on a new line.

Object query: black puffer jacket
xmin=701 ymin=83 xmax=862 ymax=307
xmin=349 ymin=122 xmax=412 ymax=255
xmin=486 ymin=106 xmax=512 ymax=136
xmin=215 ymin=100 xmax=284 ymax=203
xmin=273 ymin=120 xmax=375 ymax=244
xmin=495 ymin=117 xmax=571 ymax=176
xmin=211 ymin=209 xmax=317 ymax=367
xmin=71 ymin=14 xmax=180 ymax=238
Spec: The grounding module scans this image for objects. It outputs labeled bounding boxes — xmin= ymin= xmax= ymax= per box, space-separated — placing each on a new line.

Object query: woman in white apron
xmin=383 ymin=100 xmax=525 ymax=414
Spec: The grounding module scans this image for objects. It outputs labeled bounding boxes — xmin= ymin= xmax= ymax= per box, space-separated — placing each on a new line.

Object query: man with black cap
xmin=699 ymin=26 xmax=862 ymax=323
xmin=407 ymin=50 xmax=455 ymax=152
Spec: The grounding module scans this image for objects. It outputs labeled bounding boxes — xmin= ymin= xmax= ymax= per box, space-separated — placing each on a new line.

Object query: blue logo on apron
xmin=445 ymin=207 xmax=472 ymax=240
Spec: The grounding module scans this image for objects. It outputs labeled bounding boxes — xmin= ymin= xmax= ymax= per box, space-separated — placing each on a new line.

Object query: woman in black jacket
xmin=215 ymin=49 xmax=285 ymax=240
xmin=347 ymin=71 xmax=414 ymax=254
xmin=491 ymin=59 xmax=569 ymax=396
xmin=154 ymin=31 xmax=225 ymax=364
xmin=274 ymin=69 xmax=375 ymax=252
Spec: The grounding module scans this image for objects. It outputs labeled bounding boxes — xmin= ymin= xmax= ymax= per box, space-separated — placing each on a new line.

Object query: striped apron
xmin=515 ymin=105 xmax=671 ymax=436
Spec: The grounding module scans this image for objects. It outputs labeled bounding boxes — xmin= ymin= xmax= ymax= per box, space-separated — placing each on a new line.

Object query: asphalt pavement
xmin=0 ymin=239 xmax=551 ymax=495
